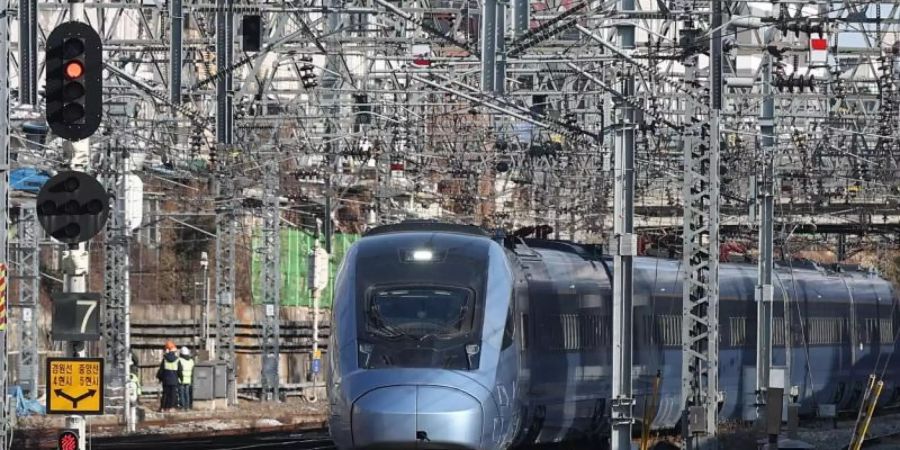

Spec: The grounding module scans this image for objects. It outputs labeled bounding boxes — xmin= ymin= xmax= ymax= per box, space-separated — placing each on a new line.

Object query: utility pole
xmin=65 ymin=3 xmax=91 ymax=448
xmin=62 ymin=144 xmax=92 ymax=450
xmin=609 ymin=1 xmax=636 ymax=447
xmin=680 ymin=1 xmax=722 ymax=447
xmin=215 ymin=0 xmax=238 ymax=406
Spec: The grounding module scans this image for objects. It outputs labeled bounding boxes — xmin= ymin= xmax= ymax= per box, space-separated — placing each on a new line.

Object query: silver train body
xmin=327 ymin=223 xmax=900 ymax=449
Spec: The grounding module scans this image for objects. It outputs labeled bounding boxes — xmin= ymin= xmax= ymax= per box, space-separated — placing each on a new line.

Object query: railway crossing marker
xmin=46 ymin=358 xmax=104 ymax=415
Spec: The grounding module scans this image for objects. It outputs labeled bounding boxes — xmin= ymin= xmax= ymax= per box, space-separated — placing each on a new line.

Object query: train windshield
xmin=367 ymin=287 xmax=473 ymax=340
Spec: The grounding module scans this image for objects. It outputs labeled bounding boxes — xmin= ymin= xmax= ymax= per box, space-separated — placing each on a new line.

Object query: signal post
xmin=42 ymin=4 xmax=106 ymax=448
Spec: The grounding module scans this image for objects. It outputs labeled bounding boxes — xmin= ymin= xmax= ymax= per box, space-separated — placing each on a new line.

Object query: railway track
xmin=90 ymin=429 xmax=336 ymax=450
xmin=857 ymin=429 xmax=900 ymax=450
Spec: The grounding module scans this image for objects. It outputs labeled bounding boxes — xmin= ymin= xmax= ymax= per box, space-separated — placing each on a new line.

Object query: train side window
xmin=657 ymin=315 xmax=682 ymax=347
xmin=774 ymin=318 xmax=785 ymax=346
xmin=502 ymin=307 xmax=515 ymax=350
xmin=880 ymin=318 xmax=894 ymax=344
xmin=729 ymin=316 xmax=746 ymax=347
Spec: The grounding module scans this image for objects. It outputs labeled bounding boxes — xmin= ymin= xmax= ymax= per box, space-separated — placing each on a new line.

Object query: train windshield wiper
xmin=367 ymin=307 xmax=415 ymax=340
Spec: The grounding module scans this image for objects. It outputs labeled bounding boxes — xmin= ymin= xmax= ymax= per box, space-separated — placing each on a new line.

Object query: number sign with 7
xmin=52 ymin=292 xmax=102 ymax=341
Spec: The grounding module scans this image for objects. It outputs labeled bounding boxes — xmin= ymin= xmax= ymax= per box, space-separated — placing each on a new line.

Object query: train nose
xmin=351 ymin=385 xmax=483 ymax=449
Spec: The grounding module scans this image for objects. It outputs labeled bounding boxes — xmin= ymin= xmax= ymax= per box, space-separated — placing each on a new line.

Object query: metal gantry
xmin=14 ymin=202 xmax=39 ymax=399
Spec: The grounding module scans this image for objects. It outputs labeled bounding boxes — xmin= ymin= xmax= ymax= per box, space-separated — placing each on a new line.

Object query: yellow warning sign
xmin=46 ymin=358 xmax=104 ymax=415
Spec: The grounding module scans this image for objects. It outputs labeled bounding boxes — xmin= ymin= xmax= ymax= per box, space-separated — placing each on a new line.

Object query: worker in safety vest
xmin=156 ymin=341 xmax=181 ymax=412
xmin=178 ymin=346 xmax=195 ymax=410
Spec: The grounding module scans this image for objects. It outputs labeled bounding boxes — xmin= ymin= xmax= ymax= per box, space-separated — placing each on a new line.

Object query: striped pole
xmin=0 ymin=263 xmax=7 ymax=331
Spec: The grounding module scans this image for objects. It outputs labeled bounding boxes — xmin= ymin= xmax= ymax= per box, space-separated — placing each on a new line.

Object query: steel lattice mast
xmin=259 ymin=155 xmax=281 ymax=400
xmin=680 ymin=1 xmax=723 ymax=446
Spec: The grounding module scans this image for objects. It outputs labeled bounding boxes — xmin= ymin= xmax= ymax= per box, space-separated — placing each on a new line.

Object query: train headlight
xmin=401 ymin=248 xmax=443 ymax=262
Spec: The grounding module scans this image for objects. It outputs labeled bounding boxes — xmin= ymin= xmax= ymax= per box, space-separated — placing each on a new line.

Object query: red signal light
xmin=58 ymin=430 xmax=79 ymax=450
xmin=64 ymin=61 xmax=84 ymax=80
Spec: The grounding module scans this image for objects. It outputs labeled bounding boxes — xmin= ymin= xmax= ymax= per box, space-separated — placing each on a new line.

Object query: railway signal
xmin=36 ymin=171 xmax=109 ymax=244
xmin=57 ymin=429 xmax=80 ymax=450
xmin=46 ymin=22 xmax=102 ymax=141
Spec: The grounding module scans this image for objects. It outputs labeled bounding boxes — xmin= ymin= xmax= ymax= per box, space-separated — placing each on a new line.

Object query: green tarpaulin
xmin=251 ymin=229 xmax=359 ymax=307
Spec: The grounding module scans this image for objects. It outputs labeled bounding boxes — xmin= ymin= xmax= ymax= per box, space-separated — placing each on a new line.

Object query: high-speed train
xmin=326 ymin=221 xmax=900 ymax=449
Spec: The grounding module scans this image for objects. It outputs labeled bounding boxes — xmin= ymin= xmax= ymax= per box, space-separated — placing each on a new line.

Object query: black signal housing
xmin=36 ymin=171 xmax=110 ymax=245
xmin=46 ymin=22 xmax=102 ymax=141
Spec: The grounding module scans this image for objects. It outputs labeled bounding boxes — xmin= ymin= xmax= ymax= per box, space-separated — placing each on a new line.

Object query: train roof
xmin=364 ymin=220 xmax=490 ymax=238
xmin=521 ymin=239 xmax=603 ymax=259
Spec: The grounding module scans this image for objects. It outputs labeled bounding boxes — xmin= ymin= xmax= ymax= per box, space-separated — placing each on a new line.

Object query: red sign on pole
xmin=809 ymin=38 xmax=828 ymax=64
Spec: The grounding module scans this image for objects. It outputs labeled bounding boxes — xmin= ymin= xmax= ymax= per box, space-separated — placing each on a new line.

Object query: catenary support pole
xmin=215 ymin=0 xmax=238 ymax=406
xmin=756 ymin=52 xmax=776 ymax=427
xmin=259 ymin=156 xmax=281 ymax=401
xmin=103 ymin=145 xmax=134 ymax=431
xmin=680 ymin=3 xmax=721 ymax=447
xmin=610 ymin=2 xmax=636 ymax=447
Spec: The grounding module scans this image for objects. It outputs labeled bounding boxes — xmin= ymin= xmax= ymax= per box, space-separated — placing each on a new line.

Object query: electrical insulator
xmin=563 ymin=113 xmax=577 ymax=130
xmin=779 ymin=21 xmax=825 ymax=38
xmin=773 ymin=74 xmax=816 ymax=93
xmin=299 ymin=56 xmax=318 ymax=88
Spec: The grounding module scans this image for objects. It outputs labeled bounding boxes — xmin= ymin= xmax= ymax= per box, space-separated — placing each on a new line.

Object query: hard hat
xmin=180 ymin=346 xmax=190 ymax=356
xmin=165 ymin=340 xmax=176 ymax=351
